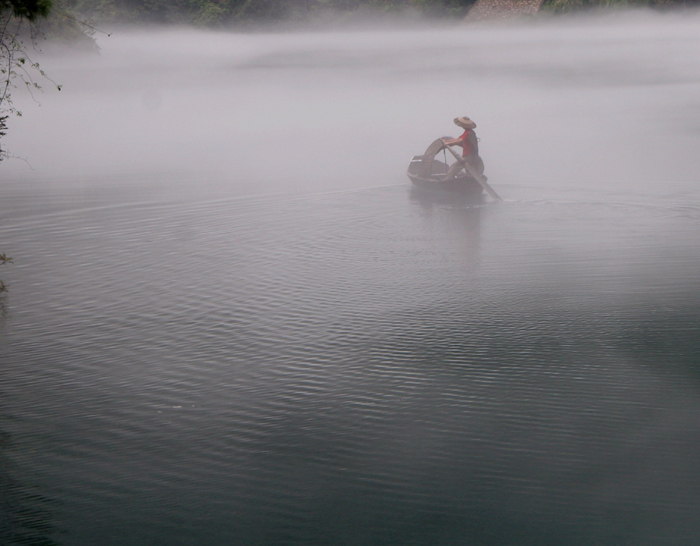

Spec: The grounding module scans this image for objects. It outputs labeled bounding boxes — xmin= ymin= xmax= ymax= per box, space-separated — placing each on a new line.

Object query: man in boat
xmin=441 ymin=116 xmax=485 ymax=180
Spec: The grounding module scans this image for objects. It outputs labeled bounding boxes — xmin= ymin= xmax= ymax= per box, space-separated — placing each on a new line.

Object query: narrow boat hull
xmin=407 ymin=155 xmax=484 ymax=198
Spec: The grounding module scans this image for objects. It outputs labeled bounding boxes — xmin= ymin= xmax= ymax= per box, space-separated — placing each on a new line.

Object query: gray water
xmin=2 ymin=11 xmax=700 ymax=546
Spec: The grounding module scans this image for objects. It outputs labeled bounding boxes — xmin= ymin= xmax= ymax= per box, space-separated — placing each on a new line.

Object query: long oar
xmin=443 ymin=144 xmax=502 ymax=201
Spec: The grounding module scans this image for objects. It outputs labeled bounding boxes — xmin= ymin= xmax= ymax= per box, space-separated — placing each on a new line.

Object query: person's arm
xmin=441 ymin=137 xmax=462 ymax=147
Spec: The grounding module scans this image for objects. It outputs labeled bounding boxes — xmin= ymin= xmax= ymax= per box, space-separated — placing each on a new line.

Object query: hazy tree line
xmin=54 ymin=0 xmax=700 ymax=27
xmin=60 ymin=0 xmax=477 ymax=26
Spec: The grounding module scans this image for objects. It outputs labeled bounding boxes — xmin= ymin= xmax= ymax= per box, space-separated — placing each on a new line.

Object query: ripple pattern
xmin=1 ymin=186 xmax=700 ymax=546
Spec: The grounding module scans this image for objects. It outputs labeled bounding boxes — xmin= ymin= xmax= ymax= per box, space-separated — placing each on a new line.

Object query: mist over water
xmin=2 ymin=10 xmax=700 ymax=546
xmin=4 ymin=9 xmax=700 ymax=199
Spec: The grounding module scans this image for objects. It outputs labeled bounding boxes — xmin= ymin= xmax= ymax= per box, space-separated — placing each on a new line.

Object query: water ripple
xmin=1 ymin=186 xmax=700 ymax=545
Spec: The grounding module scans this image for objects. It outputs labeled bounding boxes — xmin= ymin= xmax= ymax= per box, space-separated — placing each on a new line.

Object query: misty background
xmin=2 ymin=8 xmax=700 ymax=546
xmin=4 ymin=9 xmax=700 ymax=201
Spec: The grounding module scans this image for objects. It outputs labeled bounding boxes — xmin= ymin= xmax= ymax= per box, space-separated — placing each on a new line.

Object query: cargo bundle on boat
xmin=407 ymin=137 xmax=501 ymax=201
xmin=407 ymin=138 xmax=483 ymax=197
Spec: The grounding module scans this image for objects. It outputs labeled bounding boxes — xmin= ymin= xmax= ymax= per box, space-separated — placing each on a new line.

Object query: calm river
xmin=2 ymin=11 xmax=700 ymax=546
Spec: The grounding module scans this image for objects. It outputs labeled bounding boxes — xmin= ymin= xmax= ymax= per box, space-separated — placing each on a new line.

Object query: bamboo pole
xmin=443 ymin=144 xmax=502 ymax=201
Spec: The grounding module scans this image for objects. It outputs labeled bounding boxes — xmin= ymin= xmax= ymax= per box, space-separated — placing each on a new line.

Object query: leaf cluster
xmin=1 ymin=0 xmax=53 ymax=20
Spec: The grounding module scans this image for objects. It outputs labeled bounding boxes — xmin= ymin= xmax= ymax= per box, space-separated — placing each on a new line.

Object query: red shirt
xmin=458 ymin=129 xmax=477 ymax=157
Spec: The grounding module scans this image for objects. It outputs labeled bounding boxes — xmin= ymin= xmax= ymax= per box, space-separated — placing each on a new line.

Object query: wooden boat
xmin=407 ymin=137 xmax=485 ymax=198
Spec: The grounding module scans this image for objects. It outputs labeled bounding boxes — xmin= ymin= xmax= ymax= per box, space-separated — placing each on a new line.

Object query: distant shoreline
xmin=53 ymin=0 xmax=698 ymax=31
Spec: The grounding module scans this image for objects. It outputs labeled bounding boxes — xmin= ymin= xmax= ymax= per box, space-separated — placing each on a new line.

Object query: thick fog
xmin=4 ymin=9 xmax=700 ymax=201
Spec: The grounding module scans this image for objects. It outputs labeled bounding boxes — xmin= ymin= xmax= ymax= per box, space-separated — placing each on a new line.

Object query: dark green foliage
xmin=0 ymin=0 xmax=53 ymax=20
xmin=66 ymin=0 xmax=215 ymax=24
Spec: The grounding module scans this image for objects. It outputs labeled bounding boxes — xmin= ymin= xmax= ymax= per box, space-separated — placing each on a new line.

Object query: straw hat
xmin=454 ymin=116 xmax=477 ymax=129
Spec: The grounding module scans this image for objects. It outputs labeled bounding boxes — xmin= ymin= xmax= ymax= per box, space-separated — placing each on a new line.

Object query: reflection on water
xmin=409 ymin=187 xmax=484 ymax=264
xmin=1 ymin=181 xmax=700 ymax=545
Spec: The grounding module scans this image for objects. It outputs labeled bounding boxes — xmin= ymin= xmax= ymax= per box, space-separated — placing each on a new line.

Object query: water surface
xmin=2 ymin=11 xmax=700 ymax=546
